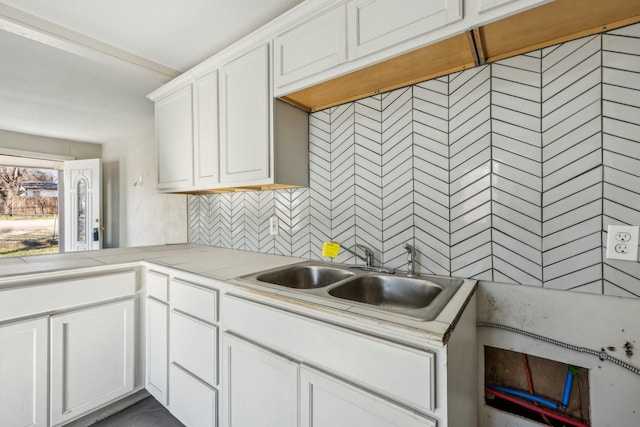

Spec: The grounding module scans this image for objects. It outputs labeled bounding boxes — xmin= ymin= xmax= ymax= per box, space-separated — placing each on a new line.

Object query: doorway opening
xmin=0 ymin=166 xmax=60 ymax=257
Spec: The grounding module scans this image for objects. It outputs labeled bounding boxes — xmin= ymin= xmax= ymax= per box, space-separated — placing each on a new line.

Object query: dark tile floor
xmin=92 ymin=397 xmax=184 ymax=427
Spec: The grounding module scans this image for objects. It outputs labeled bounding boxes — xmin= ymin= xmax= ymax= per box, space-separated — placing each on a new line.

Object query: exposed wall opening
xmin=484 ymin=346 xmax=591 ymax=426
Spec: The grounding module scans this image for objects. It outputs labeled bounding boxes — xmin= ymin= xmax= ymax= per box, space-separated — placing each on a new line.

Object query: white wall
xmin=102 ymin=125 xmax=187 ymax=248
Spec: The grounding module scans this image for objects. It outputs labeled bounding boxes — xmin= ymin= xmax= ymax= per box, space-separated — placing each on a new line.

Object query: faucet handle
xmin=403 ymin=243 xmax=416 ymax=277
xmin=353 ymin=243 xmax=374 ymax=267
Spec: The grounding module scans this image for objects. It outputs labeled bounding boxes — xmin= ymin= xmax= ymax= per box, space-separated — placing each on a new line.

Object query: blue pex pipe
xmin=487 ymin=385 xmax=559 ymax=410
xmin=562 ymin=368 xmax=575 ymax=407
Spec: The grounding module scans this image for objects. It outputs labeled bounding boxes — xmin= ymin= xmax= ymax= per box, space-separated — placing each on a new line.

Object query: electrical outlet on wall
xmin=606 ymin=225 xmax=639 ymax=261
xmin=269 ymin=216 xmax=279 ymax=236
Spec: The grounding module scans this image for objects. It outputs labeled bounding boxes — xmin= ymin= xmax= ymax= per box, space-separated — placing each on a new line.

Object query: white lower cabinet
xmin=146 ymin=297 xmax=169 ymax=405
xmin=300 ymin=366 xmax=436 ymax=427
xmin=146 ymin=273 xmax=221 ymax=427
xmin=221 ymin=292 xmax=477 ymax=427
xmin=143 ymin=268 xmax=475 ymax=427
xmin=222 ymin=333 xmax=298 ymax=427
xmin=51 ymin=299 xmax=136 ymax=426
xmin=0 ymin=317 xmax=48 ymax=427
xmin=170 ymin=364 xmax=218 ymax=427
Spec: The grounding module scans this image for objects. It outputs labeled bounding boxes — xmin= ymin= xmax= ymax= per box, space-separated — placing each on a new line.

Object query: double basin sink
xmin=239 ymin=261 xmax=464 ymax=321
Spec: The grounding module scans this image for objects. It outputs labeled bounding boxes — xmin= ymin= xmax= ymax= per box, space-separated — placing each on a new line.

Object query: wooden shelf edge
xmin=484 ymin=14 xmax=640 ymax=64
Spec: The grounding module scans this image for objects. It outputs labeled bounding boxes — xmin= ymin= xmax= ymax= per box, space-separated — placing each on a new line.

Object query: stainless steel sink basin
xmin=328 ymin=275 xmax=442 ymax=309
xmin=239 ymin=262 xmax=466 ymax=322
xmin=254 ymin=263 xmax=355 ymax=289
xmin=329 ymin=274 xmax=463 ymax=321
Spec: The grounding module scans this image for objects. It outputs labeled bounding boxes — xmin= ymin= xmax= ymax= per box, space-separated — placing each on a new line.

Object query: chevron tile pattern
xmin=380 ymin=88 xmax=414 ymax=270
xmin=187 ymin=23 xmax=640 ymax=300
xmin=330 ymin=104 xmax=357 ymax=264
xmin=602 ymin=24 xmax=640 ymax=297
xmin=491 ymin=52 xmax=543 ymax=286
xmin=274 ymin=189 xmax=310 ymax=258
xmin=309 ymin=109 xmax=332 ymax=260
xmin=218 ymin=192 xmax=232 ymax=249
xmin=354 ymin=95 xmax=384 ymax=264
xmin=188 ymin=195 xmax=207 ymax=245
xmin=449 ymin=65 xmax=493 ymax=281
xmin=413 ymin=78 xmax=451 ymax=276
xmin=542 ymin=35 xmax=603 ymax=293
xmin=258 ymin=190 xmax=276 ymax=254
xmin=244 ymin=191 xmax=261 ymax=253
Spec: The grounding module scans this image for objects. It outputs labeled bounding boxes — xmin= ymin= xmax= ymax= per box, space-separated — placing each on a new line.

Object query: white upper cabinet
xmin=472 ymin=0 xmax=550 ymax=27
xmin=477 ymin=0 xmax=547 ymax=14
xmin=151 ymin=42 xmax=308 ymax=192
xmin=347 ymin=0 xmax=463 ymax=60
xmin=193 ymin=70 xmax=220 ymax=188
xmin=155 ymin=85 xmax=194 ymax=191
xmin=155 ymin=71 xmax=219 ymax=193
xmin=220 ymin=44 xmax=271 ymax=184
xmin=274 ymin=4 xmax=347 ymax=90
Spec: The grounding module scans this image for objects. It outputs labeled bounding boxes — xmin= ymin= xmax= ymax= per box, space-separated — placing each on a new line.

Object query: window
xmin=0 ymin=162 xmax=60 ymax=257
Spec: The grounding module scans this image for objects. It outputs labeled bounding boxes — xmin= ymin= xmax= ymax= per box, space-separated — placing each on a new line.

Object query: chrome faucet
xmin=340 ymin=243 xmax=375 ymax=267
xmin=403 ymin=243 xmax=416 ymax=277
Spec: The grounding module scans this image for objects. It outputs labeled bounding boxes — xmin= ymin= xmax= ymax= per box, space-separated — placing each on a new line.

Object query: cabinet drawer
xmin=147 ymin=270 xmax=169 ymax=302
xmin=223 ymin=294 xmax=435 ymax=413
xmin=172 ymin=279 xmax=218 ymax=324
xmin=169 ymin=364 xmax=218 ymax=427
xmin=0 ymin=270 xmax=137 ymax=323
xmin=171 ymin=311 xmax=218 ymax=386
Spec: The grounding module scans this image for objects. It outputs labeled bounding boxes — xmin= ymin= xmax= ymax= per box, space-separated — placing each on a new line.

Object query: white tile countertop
xmin=0 ymin=244 xmax=304 ymax=281
xmin=0 ymin=244 xmax=476 ymax=345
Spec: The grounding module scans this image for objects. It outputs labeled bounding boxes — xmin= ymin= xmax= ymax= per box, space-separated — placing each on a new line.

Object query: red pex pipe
xmin=485 ymin=387 xmax=590 ymax=427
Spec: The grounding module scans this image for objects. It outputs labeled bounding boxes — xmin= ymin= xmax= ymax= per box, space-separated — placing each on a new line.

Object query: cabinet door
xmin=274 ymin=4 xmax=347 ymax=90
xmin=347 ymin=0 xmax=462 ymax=59
xmin=51 ymin=299 xmax=135 ymax=425
xmin=170 ymin=364 xmax=218 ymax=427
xmin=156 ymin=84 xmax=194 ymax=191
xmin=194 ymin=70 xmax=220 ymax=188
xmin=301 ymin=366 xmax=436 ymax=427
xmin=222 ymin=333 xmax=298 ymax=427
xmin=146 ymin=297 xmax=169 ymax=405
xmin=0 ymin=317 xmax=48 ymax=427
xmin=219 ymin=44 xmax=271 ymax=184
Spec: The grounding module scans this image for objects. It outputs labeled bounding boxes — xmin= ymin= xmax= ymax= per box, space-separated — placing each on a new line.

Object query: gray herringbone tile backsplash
xmin=189 ymin=24 xmax=640 ymax=298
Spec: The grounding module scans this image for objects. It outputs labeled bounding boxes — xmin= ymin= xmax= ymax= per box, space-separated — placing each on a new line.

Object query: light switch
xmin=605 ymin=225 xmax=639 ymax=261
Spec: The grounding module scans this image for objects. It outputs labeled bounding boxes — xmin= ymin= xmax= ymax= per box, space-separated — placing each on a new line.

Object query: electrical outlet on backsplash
xmin=189 ymin=23 xmax=640 ymax=299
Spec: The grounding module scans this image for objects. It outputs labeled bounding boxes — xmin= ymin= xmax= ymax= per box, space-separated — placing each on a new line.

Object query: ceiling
xmin=0 ymin=0 xmax=303 ymax=143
